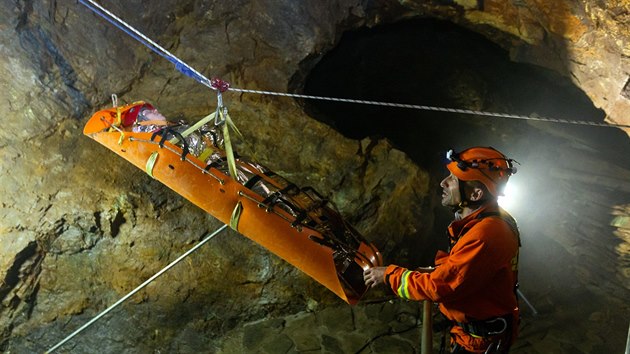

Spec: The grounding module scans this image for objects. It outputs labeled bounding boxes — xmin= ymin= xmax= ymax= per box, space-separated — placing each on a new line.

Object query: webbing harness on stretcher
xmin=140 ymin=79 xmax=241 ymax=180
xmin=143 ymin=85 xmax=245 ymax=230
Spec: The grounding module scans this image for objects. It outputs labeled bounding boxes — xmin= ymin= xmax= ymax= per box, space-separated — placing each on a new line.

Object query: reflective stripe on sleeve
xmin=397 ymin=270 xmax=412 ymax=299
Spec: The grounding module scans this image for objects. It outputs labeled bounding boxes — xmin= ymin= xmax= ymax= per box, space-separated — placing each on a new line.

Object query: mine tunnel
xmin=301 ymin=18 xmax=630 ymax=352
xmin=3 ymin=2 xmax=630 ymax=354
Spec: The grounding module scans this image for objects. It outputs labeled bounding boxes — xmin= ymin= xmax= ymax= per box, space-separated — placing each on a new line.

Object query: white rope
xmin=228 ymin=87 xmax=630 ymax=129
xmin=45 ymin=224 xmax=228 ymax=353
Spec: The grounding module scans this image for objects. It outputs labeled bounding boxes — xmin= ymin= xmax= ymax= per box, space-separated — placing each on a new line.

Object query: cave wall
xmin=394 ymin=0 xmax=630 ymax=130
xmin=0 ymin=0 xmax=629 ymax=353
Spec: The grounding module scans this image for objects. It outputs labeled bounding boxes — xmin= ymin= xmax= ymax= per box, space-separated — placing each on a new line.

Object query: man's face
xmin=440 ymin=173 xmax=461 ymax=207
xmin=140 ymin=108 xmax=167 ymax=122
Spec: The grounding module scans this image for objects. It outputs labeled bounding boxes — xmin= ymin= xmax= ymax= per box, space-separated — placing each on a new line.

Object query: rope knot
xmin=211 ymin=78 xmax=230 ymax=93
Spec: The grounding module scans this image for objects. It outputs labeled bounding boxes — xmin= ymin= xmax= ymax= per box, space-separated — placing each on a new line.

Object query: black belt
xmin=456 ymin=315 xmax=511 ymax=337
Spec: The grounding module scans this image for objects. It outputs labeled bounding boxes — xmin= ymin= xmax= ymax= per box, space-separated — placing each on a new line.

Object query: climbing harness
xmin=438 ymin=315 xmax=514 ymax=354
xmin=78 ymin=0 xmax=630 ymax=130
xmin=45 ymin=224 xmax=228 ymax=354
xmin=456 ymin=316 xmax=510 ymax=338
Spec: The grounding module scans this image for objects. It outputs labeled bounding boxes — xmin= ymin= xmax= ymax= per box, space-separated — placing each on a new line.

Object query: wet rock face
xmin=0 ymin=0 xmax=629 ymax=353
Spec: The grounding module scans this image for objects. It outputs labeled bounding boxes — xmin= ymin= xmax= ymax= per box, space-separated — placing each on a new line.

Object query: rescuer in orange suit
xmin=364 ymin=146 xmax=521 ymax=354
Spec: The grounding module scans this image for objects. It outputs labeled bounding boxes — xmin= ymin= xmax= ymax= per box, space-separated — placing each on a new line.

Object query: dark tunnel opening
xmin=299 ymin=18 xmax=630 ymax=350
xmin=301 ymin=18 xmax=610 ymax=168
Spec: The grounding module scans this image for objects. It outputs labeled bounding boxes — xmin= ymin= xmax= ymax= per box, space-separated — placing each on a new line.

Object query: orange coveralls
xmin=384 ymin=202 xmax=520 ymax=352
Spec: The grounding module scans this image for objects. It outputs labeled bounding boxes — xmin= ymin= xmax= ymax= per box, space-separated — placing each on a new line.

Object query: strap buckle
xmin=458 ymin=316 xmax=509 ymax=337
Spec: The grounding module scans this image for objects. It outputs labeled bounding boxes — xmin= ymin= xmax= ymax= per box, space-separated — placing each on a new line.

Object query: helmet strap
xmin=450 ymin=179 xmax=468 ymax=213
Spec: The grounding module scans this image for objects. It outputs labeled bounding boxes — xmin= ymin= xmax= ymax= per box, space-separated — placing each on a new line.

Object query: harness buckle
xmin=457 ymin=315 xmax=509 ymax=338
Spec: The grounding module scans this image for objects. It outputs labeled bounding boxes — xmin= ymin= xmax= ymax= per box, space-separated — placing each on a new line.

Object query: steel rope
xmin=228 ymin=88 xmax=630 ymax=129
xmin=45 ymin=224 xmax=228 ymax=353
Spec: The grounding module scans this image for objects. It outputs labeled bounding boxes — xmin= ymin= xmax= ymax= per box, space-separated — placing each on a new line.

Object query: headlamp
xmin=447 ymin=148 xmax=517 ymax=175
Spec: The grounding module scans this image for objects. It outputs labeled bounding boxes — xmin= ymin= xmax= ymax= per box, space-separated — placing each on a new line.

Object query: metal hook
xmin=485 ymin=317 xmax=507 ymax=336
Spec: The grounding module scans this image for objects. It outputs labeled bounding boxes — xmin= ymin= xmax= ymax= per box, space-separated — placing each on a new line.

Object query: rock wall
xmin=0 ymin=0 xmax=629 ymax=353
xmin=396 ymin=0 xmax=630 ymax=131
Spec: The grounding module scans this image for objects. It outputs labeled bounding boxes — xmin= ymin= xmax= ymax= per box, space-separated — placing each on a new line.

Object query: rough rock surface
xmin=0 ymin=0 xmax=629 ymax=353
xmin=397 ymin=0 xmax=630 ymax=131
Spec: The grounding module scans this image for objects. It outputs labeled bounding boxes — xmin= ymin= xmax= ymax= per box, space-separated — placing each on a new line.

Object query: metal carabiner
xmin=484 ymin=339 xmax=502 ymax=354
xmin=485 ymin=317 xmax=508 ymax=336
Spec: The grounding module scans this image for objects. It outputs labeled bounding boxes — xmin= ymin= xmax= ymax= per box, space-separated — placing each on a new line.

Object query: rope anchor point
xmin=211 ymin=78 xmax=230 ymax=93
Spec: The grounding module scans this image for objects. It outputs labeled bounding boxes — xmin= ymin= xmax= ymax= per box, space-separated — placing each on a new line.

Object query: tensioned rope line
xmin=78 ymin=0 xmax=630 ymax=129
xmin=228 ymin=87 xmax=630 ymax=128
xmin=46 ymin=224 xmax=228 ymax=353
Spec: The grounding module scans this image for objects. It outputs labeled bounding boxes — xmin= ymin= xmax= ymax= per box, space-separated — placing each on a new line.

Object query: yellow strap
xmin=180 ymin=112 xmax=217 ymax=138
xmin=115 ymin=105 xmax=122 ymax=126
xmin=224 ymin=111 xmax=243 ymax=139
xmin=145 ymin=151 xmax=159 ymax=178
xmin=169 ymin=112 xmax=217 ymax=145
xmin=230 ymin=201 xmax=243 ymax=231
xmin=162 ymin=94 xmax=242 ymax=179
xmin=221 ymin=110 xmax=238 ymax=179
xmin=198 ymin=147 xmax=214 ymax=162
xmin=104 ymin=119 xmax=125 ymax=146
xmin=111 ymin=98 xmax=126 ymax=144
xmin=117 ymin=131 xmax=125 ymax=145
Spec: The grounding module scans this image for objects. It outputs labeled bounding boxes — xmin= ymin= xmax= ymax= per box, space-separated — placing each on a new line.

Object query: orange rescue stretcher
xmin=83 ymin=101 xmax=382 ymax=304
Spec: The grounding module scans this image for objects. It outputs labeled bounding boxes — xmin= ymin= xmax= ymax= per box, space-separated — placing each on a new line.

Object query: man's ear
xmin=469 ymin=187 xmax=485 ymax=202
